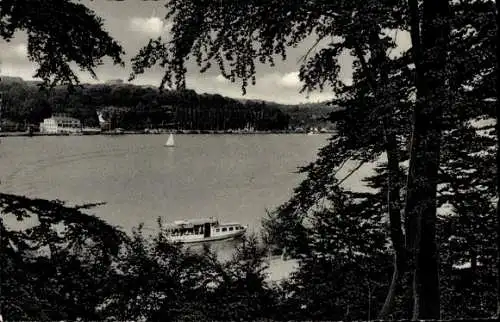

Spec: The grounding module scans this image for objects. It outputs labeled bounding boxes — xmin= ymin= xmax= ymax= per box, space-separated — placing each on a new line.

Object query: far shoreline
xmin=0 ymin=130 xmax=335 ymax=137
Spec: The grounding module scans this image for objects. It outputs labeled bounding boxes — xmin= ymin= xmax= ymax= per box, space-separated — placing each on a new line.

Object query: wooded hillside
xmin=0 ymin=77 xmax=336 ymax=132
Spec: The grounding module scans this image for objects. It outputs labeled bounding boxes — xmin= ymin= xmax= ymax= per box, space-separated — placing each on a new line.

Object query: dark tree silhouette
xmin=0 ymin=0 xmax=124 ymax=87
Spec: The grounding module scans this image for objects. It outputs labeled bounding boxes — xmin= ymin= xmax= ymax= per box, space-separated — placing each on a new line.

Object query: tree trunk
xmin=353 ymin=31 xmax=406 ymax=318
xmin=405 ymin=0 xmax=449 ymax=319
xmin=378 ymin=133 xmax=406 ymax=318
xmin=496 ymin=0 xmax=500 ymax=317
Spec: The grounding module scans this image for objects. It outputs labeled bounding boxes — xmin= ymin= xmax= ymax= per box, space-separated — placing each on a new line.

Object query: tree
xmin=0 ymin=80 xmax=291 ymax=131
xmin=329 ymin=47 xmax=413 ymax=318
xmin=438 ymin=116 xmax=497 ymax=318
xmin=129 ymin=0 xmax=500 ymax=319
xmin=131 ymin=1 xmax=418 ymax=318
xmin=1 ymin=1 xmax=125 ymax=319
xmin=0 ymin=194 xmax=128 ymax=320
xmin=404 ymin=0 xmax=450 ymax=318
xmin=0 ymin=0 xmax=124 ymax=87
xmin=496 ymin=0 xmax=500 ymax=316
xmin=3 ymin=0 xmax=499 ymax=319
xmin=285 ymin=182 xmax=391 ymax=321
xmin=100 ymin=223 xmax=209 ymax=321
xmin=197 ymin=235 xmax=278 ymax=321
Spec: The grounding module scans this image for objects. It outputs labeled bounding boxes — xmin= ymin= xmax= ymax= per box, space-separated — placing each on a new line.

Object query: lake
xmin=1 ymin=134 xmax=329 ymax=264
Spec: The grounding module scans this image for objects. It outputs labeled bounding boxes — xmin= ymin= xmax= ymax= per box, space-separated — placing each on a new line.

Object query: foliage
xmin=438 ymin=118 xmax=497 ymax=318
xmin=0 ymin=81 xmax=290 ymax=131
xmin=272 ymin=180 xmax=393 ymax=320
xmin=194 ymin=235 xmax=278 ymax=321
xmin=0 ymin=0 xmax=124 ymax=87
xmin=0 ymin=2 xmax=124 ymax=318
xmin=100 ymin=223 xmax=211 ymax=321
xmin=256 ymin=0 xmax=497 ymax=318
xmin=1 ymin=197 xmax=279 ymax=321
xmin=2 ymin=0 xmax=500 ymax=320
xmin=0 ymin=193 xmax=128 ymax=320
xmin=130 ymin=0 xmax=407 ymax=95
xmin=279 ymin=102 xmax=340 ymax=130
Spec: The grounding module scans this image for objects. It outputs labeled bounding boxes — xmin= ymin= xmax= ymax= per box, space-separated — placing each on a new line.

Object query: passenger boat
xmin=164 ymin=217 xmax=247 ymax=243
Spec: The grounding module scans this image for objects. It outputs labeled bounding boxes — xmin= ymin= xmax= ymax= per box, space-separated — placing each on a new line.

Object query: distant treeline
xmin=278 ymin=103 xmax=339 ymax=129
xmin=0 ymin=80 xmax=334 ymax=132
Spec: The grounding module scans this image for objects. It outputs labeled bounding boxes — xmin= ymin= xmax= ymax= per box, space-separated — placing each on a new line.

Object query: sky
xmin=0 ymin=1 xmax=410 ymax=105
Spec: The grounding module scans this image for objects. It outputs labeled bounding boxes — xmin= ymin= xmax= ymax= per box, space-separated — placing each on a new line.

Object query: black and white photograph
xmin=1 ymin=0 xmax=499 ymax=321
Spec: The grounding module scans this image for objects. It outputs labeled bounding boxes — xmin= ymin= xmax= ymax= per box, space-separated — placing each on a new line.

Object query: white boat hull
xmin=167 ymin=229 xmax=246 ymax=244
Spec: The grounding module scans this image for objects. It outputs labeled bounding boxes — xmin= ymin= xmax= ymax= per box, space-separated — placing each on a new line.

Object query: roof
xmin=47 ymin=116 xmax=80 ymax=122
xmin=217 ymin=222 xmax=243 ymax=227
xmin=165 ymin=217 xmax=219 ymax=229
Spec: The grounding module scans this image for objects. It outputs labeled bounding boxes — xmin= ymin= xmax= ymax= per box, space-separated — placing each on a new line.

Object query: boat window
xmin=235 ymin=226 xmax=239 ymax=230
xmin=216 ymin=229 xmax=220 ymax=232
xmin=222 ymin=227 xmax=227 ymax=232
xmin=229 ymin=227 xmax=234 ymax=231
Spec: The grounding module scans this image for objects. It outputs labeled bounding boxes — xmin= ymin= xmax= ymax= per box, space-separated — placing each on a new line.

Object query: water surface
xmin=1 ymin=134 xmax=328 ymax=236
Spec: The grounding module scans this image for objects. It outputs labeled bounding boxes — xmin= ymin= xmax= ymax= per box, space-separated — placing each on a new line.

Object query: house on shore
xmin=39 ymin=114 xmax=82 ymax=134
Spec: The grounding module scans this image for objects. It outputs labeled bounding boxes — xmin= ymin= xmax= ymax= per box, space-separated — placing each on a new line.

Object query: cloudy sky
xmin=0 ymin=1 xmax=409 ymax=104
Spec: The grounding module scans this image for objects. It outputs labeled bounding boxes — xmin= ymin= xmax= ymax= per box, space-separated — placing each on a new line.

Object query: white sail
xmin=96 ymin=111 xmax=107 ymax=124
xmin=165 ymin=133 xmax=175 ymax=147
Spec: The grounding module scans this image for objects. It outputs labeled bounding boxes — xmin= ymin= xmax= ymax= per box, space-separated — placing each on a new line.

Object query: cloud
xmin=215 ymin=71 xmax=303 ymax=89
xmin=12 ymin=43 xmax=28 ymax=57
xmin=0 ymin=42 xmax=32 ymax=75
xmin=301 ymin=92 xmax=335 ymax=103
xmin=0 ymin=62 xmax=37 ymax=80
xmin=129 ymin=17 xmax=170 ymax=36
xmin=0 ymin=0 xmax=345 ymax=106
xmin=185 ymin=74 xmax=336 ymax=105
xmin=215 ymin=74 xmax=229 ymax=83
xmin=1 ymin=43 xmax=28 ymax=60
xmin=279 ymin=72 xmax=301 ymax=88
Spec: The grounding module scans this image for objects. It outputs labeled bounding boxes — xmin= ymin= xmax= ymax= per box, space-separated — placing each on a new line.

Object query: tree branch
xmin=336 ymin=159 xmax=367 ymax=187
xmin=297 ymin=36 xmax=327 ymax=64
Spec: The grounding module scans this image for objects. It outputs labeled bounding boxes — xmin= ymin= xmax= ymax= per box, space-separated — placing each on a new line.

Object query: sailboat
xmin=165 ymin=133 xmax=175 ymax=147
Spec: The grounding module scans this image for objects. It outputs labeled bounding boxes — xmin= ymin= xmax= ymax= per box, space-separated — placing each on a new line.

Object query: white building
xmin=39 ymin=115 xmax=82 ymax=134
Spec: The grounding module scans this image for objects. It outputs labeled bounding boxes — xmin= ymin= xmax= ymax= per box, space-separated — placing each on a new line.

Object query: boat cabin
xmin=164 ymin=217 xmax=247 ymax=242
xmin=213 ymin=224 xmax=246 ymax=234
xmin=166 ymin=218 xmax=218 ymax=237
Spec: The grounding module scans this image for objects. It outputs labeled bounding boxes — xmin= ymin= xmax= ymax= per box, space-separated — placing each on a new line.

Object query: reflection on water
xmin=181 ymin=236 xmax=299 ymax=282
xmin=184 ymin=237 xmax=246 ymax=262
xmin=138 ymin=228 xmax=256 ymax=262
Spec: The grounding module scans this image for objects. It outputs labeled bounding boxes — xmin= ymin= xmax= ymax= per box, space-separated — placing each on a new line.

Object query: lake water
xmin=1 ymin=134 xmax=330 ymax=271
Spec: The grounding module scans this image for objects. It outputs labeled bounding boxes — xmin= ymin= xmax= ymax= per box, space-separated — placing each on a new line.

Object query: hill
xmin=0 ymin=76 xmax=336 ymax=132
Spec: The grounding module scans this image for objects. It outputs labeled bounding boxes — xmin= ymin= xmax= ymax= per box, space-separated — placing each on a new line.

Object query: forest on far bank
xmin=0 ymin=77 xmax=337 ymax=132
